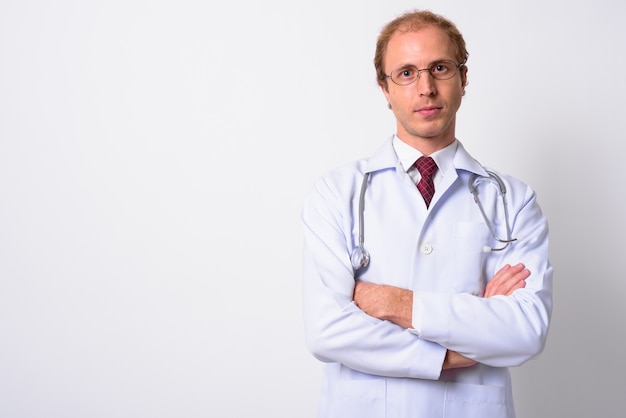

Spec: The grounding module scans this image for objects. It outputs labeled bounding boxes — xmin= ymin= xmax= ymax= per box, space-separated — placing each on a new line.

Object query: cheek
xmin=387 ymin=88 xmax=414 ymax=108
xmin=448 ymin=85 xmax=465 ymax=107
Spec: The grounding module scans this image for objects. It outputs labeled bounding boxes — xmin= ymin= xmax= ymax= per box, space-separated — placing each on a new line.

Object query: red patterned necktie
xmin=415 ymin=156 xmax=438 ymax=208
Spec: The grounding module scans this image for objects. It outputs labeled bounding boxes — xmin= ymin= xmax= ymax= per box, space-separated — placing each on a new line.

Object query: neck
xmin=395 ymin=134 xmax=455 ymax=156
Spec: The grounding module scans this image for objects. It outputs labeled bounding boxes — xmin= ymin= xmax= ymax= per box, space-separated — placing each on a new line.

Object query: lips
xmin=415 ymin=106 xmax=442 ymax=117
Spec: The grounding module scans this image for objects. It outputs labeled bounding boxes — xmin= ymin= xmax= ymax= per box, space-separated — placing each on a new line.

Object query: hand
xmin=483 ymin=263 xmax=529 ymax=298
xmin=353 ymin=281 xmax=413 ymax=329
xmin=443 ymin=349 xmax=477 ymax=370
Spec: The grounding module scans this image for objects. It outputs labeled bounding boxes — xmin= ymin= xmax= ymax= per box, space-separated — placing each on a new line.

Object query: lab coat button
xmin=421 ymin=244 xmax=433 ymax=255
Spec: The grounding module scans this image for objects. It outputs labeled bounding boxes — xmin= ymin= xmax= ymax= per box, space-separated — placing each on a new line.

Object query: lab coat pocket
xmin=444 ymin=382 xmax=507 ymax=418
xmin=451 ymin=222 xmax=490 ymax=294
xmin=329 ymin=378 xmax=386 ymax=418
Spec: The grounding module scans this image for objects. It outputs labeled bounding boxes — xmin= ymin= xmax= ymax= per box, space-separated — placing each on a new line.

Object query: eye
xmin=432 ymin=62 xmax=452 ymax=75
xmin=395 ymin=66 xmax=417 ymax=79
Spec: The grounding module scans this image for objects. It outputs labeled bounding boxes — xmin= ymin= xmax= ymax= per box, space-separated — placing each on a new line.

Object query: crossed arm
xmin=353 ymin=263 xmax=530 ymax=370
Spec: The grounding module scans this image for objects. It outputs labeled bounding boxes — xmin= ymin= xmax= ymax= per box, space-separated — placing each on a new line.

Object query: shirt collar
xmin=363 ymin=135 xmax=488 ymax=178
xmin=392 ymin=134 xmax=458 ymax=178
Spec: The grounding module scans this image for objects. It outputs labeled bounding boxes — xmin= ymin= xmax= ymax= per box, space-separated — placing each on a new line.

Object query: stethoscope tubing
xmin=351 ymin=172 xmax=371 ymax=270
xmin=351 ymin=170 xmax=517 ymax=270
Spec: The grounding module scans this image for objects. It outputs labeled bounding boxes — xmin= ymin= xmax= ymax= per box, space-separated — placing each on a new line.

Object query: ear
xmin=460 ymin=65 xmax=469 ymax=88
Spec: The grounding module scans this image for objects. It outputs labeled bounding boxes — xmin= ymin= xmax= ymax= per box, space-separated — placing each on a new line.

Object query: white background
xmin=1 ymin=0 xmax=624 ymax=417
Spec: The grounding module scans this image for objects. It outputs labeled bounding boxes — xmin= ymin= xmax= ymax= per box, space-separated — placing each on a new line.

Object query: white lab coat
xmin=301 ymin=137 xmax=553 ymax=418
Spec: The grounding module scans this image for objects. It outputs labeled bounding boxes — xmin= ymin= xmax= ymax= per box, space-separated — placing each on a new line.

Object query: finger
xmin=490 ymin=263 xmax=523 ymax=284
xmin=503 ymin=267 xmax=530 ymax=291
xmin=489 ymin=272 xmax=529 ymax=297
xmin=484 ymin=264 xmax=529 ymax=297
xmin=485 ymin=264 xmax=516 ymax=296
xmin=509 ymin=279 xmax=526 ymax=292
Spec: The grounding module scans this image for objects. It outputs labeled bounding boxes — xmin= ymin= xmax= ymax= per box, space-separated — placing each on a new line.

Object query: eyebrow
xmin=394 ymin=58 xmax=456 ymax=68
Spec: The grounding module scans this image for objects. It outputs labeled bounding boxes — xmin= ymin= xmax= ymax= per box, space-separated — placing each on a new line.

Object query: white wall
xmin=1 ymin=0 xmax=624 ymax=417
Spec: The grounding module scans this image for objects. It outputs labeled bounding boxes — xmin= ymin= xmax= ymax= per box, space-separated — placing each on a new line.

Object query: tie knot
xmin=415 ymin=156 xmax=438 ymax=178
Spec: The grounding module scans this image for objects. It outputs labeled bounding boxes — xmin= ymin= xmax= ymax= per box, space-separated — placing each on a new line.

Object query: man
xmin=301 ymin=9 xmax=552 ymax=418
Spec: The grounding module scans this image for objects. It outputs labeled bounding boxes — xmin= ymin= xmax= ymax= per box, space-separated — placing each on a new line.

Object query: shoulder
xmin=478 ymin=167 xmax=539 ymax=208
xmin=307 ymin=159 xmax=367 ymax=201
xmin=307 ymin=137 xmax=397 ymax=198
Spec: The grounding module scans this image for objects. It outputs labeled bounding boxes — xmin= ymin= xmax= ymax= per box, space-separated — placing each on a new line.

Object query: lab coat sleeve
xmin=301 ymin=175 xmax=446 ymax=380
xmin=417 ymin=183 xmax=553 ymax=368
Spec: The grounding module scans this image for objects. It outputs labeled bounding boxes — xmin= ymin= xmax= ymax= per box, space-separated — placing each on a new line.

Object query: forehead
xmin=384 ymin=26 xmax=456 ymax=70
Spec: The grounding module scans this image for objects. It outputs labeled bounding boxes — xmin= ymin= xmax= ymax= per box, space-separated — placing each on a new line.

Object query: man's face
xmin=382 ymin=26 xmax=467 ymax=152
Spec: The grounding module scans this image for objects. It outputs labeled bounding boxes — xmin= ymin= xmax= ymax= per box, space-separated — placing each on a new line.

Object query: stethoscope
xmin=350 ymin=170 xmax=519 ymax=270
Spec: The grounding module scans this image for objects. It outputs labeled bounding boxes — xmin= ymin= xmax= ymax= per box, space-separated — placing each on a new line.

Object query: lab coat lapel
xmin=427 ymin=140 xmax=488 ymax=210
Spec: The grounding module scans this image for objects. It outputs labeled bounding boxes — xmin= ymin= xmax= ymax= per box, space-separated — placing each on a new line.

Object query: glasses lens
xmin=391 ymin=66 xmax=418 ymax=86
xmin=429 ymin=61 xmax=458 ymax=80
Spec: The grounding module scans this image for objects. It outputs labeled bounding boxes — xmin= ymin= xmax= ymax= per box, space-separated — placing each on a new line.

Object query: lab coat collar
xmin=364 ymin=136 xmax=489 ymax=177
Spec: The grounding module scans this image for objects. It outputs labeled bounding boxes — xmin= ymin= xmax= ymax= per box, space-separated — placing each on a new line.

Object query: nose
xmin=416 ymin=70 xmax=436 ymax=96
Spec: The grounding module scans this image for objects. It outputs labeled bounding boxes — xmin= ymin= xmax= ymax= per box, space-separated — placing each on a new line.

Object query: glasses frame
xmin=385 ymin=60 xmax=465 ymax=86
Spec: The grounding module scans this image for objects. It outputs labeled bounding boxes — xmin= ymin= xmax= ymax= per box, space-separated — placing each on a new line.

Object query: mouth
xmin=415 ymin=106 xmax=442 ymax=117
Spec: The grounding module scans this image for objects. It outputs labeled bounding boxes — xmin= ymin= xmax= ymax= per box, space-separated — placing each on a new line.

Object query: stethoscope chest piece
xmin=351 ymin=245 xmax=370 ymax=270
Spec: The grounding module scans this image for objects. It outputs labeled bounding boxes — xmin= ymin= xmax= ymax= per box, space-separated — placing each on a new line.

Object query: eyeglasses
xmin=385 ymin=60 xmax=464 ymax=86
